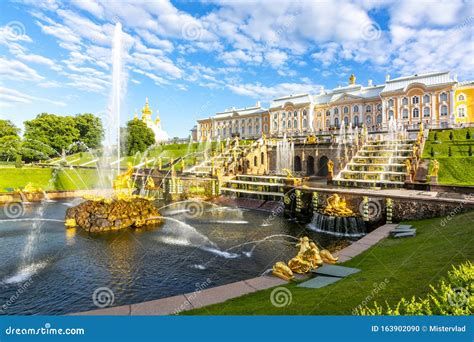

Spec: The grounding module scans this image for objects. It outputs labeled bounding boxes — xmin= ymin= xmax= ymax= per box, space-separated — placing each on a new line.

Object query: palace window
xmin=334 ymin=108 xmax=339 ymax=115
xmin=412 ymin=96 xmax=419 ymax=105
xmin=256 ymin=124 xmax=260 ymax=132
xmin=440 ymin=105 xmax=448 ymax=116
xmin=377 ymin=103 xmax=382 ymax=111
xmin=402 ymin=97 xmax=408 ymax=105
xmin=376 ymin=114 xmax=382 ymax=124
xmin=317 ymin=111 xmax=322 ymax=117
xmin=366 ymin=116 xmax=372 ymax=124
xmin=273 ymin=114 xmax=278 ymax=120
xmin=282 ymin=121 xmax=286 ymax=129
xmin=458 ymin=106 xmax=466 ymax=117
xmin=366 ymin=105 xmax=372 ymax=113
xmin=423 ymin=94 xmax=430 ymax=103
xmin=294 ymin=111 xmax=298 ymax=117
xmin=412 ymin=108 xmax=419 ymax=118
xmin=303 ymin=109 xmax=307 ymax=116
xmin=326 ymin=110 xmax=330 ymax=116
xmin=302 ymin=118 xmax=307 ymax=128
xmin=334 ymin=117 xmax=340 ymax=127
xmin=388 ymin=99 xmax=394 ymax=107
xmin=440 ymin=92 xmax=448 ymax=102
xmin=287 ymin=120 xmax=292 ymax=128
xmin=343 ymin=106 xmax=349 ymax=114
xmin=423 ymin=107 xmax=430 ymax=117
xmin=458 ymin=94 xmax=465 ymax=101
xmin=326 ymin=119 xmax=330 ymax=128
xmin=353 ymin=105 xmax=359 ymax=113
xmin=353 ymin=115 xmax=359 ymax=127
xmin=388 ymin=110 xmax=394 ymax=119
xmin=282 ymin=112 xmax=286 ymax=119
xmin=402 ymin=108 xmax=408 ymax=119
xmin=248 ymin=125 xmax=252 ymax=134
xmin=343 ymin=116 xmax=349 ymax=126
xmin=242 ymin=126 xmax=245 ymax=135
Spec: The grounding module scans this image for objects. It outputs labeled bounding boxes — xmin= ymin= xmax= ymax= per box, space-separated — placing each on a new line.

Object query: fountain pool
xmin=0 ymin=200 xmax=344 ymax=315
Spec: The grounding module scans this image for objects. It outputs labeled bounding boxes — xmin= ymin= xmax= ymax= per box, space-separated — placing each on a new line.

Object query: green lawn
xmin=421 ymin=128 xmax=474 ymax=185
xmin=0 ymin=167 xmax=100 ymax=192
xmin=183 ymin=211 xmax=474 ymax=315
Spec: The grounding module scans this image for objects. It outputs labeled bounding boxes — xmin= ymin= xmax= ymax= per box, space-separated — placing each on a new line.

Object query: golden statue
xmin=349 ymin=73 xmax=356 ymax=85
xmin=113 ymin=162 xmax=135 ymax=191
xmin=272 ymin=236 xmax=338 ymax=280
xmin=327 ymin=159 xmax=334 ymax=175
xmin=145 ymin=176 xmax=155 ymax=189
xmin=323 ymin=194 xmax=355 ymax=217
xmin=404 ymin=159 xmax=411 ymax=174
xmin=19 ymin=183 xmax=43 ymax=193
xmin=306 ymin=134 xmax=317 ymax=144
xmin=431 ymin=159 xmax=439 ymax=177
xmin=272 ymin=261 xmax=294 ymax=281
xmin=282 ymin=168 xmax=294 ymax=179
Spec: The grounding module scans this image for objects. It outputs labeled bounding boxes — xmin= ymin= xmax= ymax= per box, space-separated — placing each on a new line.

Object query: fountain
xmin=276 ymin=134 xmax=294 ymax=174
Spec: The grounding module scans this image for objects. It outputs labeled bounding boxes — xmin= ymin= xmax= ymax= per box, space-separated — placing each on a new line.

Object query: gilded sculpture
xmin=323 ymin=194 xmax=355 ymax=217
xmin=305 ymin=134 xmax=318 ymax=144
xmin=112 ymin=162 xmax=135 ymax=192
xmin=327 ymin=159 xmax=334 ymax=176
xmin=431 ymin=159 xmax=440 ymax=177
xmin=272 ymin=236 xmax=339 ymax=281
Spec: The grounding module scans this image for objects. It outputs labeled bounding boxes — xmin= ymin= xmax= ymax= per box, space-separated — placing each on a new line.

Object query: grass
xmin=0 ymin=167 xmax=99 ymax=192
xmin=182 ymin=211 xmax=474 ymax=315
xmin=421 ymin=128 xmax=474 ymax=186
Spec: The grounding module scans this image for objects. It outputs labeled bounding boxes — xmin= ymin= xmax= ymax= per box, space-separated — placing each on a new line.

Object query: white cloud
xmin=0 ymin=57 xmax=44 ymax=81
xmin=227 ymin=81 xmax=322 ymax=101
xmin=265 ymin=50 xmax=288 ymax=68
xmin=0 ymin=86 xmax=66 ymax=107
xmin=71 ymin=0 xmax=104 ymax=19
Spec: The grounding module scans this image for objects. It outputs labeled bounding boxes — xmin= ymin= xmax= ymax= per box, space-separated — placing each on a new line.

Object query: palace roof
xmin=381 ymin=71 xmax=455 ymax=93
xmin=269 ymin=93 xmax=313 ymax=109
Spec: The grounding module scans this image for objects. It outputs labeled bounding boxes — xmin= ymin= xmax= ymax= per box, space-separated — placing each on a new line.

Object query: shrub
xmin=430 ymin=147 xmax=435 ymax=157
xmin=467 ymin=131 xmax=471 ymax=140
xmin=354 ymin=261 xmax=473 ymax=315
xmin=469 ymin=145 xmax=472 ymax=157
xmin=449 ymin=131 xmax=454 ymax=141
xmin=434 ymin=132 xmax=438 ymax=141
xmin=448 ymin=146 xmax=452 ymax=157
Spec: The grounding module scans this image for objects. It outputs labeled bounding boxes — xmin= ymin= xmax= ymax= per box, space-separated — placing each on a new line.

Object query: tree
xmin=448 ymin=146 xmax=452 ymax=157
xmin=466 ymin=130 xmax=471 ymax=140
xmin=0 ymin=120 xmax=21 ymax=161
xmin=430 ymin=147 xmax=435 ymax=157
xmin=449 ymin=131 xmax=454 ymax=141
xmin=469 ymin=145 xmax=472 ymax=157
xmin=124 ymin=119 xmax=155 ymax=156
xmin=73 ymin=113 xmax=104 ymax=149
xmin=434 ymin=132 xmax=438 ymax=141
xmin=23 ymin=113 xmax=80 ymax=161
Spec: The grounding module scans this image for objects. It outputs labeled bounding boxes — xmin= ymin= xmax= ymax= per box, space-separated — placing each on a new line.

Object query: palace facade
xmin=196 ymin=71 xmax=474 ymax=141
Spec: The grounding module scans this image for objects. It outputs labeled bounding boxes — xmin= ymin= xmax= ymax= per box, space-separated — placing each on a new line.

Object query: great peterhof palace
xmin=196 ymin=71 xmax=474 ymax=141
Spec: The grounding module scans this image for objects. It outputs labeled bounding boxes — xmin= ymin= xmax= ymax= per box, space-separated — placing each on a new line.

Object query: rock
xmin=65 ymin=198 xmax=163 ymax=233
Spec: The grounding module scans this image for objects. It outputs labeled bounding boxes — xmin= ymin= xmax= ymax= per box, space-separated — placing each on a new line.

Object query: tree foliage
xmin=73 ymin=113 xmax=104 ymax=149
xmin=0 ymin=120 xmax=21 ymax=161
xmin=124 ymin=119 xmax=155 ymax=156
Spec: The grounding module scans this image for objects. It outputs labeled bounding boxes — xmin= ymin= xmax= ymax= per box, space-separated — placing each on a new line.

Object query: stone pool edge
xmin=70 ymin=223 xmax=397 ymax=316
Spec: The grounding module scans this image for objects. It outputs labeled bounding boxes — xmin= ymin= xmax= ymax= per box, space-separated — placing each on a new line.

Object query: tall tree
xmin=0 ymin=120 xmax=21 ymax=161
xmin=73 ymin=113 xmax=104 ymax=149
xmin=23 ymin=113 xmax=80 ymax=161
xmin=124 ymin=119 xmax=155 ymax=156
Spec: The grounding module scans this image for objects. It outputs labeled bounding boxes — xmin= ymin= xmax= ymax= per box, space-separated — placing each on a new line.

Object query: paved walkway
xmin=72 ymin=223 xmax=398 ymax=316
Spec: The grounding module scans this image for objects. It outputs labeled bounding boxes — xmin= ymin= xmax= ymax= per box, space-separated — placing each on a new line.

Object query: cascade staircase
xmin=333 ymin=138 xmax=417 ymax=188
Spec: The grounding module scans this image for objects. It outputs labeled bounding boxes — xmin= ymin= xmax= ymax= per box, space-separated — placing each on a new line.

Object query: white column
xmin=431 ymin=94 xmax=436 ymax=128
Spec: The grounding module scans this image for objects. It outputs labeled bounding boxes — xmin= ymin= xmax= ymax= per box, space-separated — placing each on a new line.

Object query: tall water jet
xmin=107 ymin=22 xmax=124 ymax=178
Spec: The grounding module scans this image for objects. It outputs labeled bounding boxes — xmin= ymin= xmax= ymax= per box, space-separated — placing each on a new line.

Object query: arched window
xmin=423 ymin=107 xmax=430 ymax=117
xmin=287 ymin=120 xmax=292 ymax=128
xmin=254 ymin=156 xmax=258 ymax=167
xmin=440 ymin=92 xmax=448 ymax=102
xmin=294 ymin=119 xmax=298 ymax=129
xmin=353 ymin=105 xmax=359 ymax=113
xmin=388 ymin=110 xmax=394 ymax=119
xmin=412 ymin=96 xmax=419 ymax=104
xmin=343 ymin=106 xmax=349 ymax=114
xmin=423 ymin=94 xmax=430 ymax=103
xmin=294 ymin=111 xmax=298 ymax=117
xmin=366 ymin=105 xmax=372 ymax=112
xmin=303 ymin=110 xmax=307 ymax=116
xmin=377 ymin=103 xmax=382 ymax=111
xmin=402 ymin=108 xmax=408 ymax=119
xmin=334 ymin=108 xmax=339 ymax=115
xmin=388 ymin=99 xmax=394 ymax=107
xmin=326 ymin=110 xmax=330 ymax=116
xmin=261 ymin=152 xmax=265 ymax=164
xmin=353 ymin=115 xmax=359 ymax=127
xmin=376 ymin=114 xmax=382 ymax=124
xmin=282 ymin=120 xmax=286 ymax=129
xmin=334 ymin=117 xmax=340 ymax=128
xmin=366 ymin=116 xmax=372 ymax=124
xmin=440 ymin=105 xmax=448 ymax=116
xmin=282 ymin=112 xmax=286 ymax=119
xmin=458 ymin=94 xmax=465 ymax=101
xmin=413 ymin=108 xmax=419 ymax=118
xmin=343 ymin=116 xmax=349 ymax=126
xmin=302 ymin=119 xmax=307 ymax=128
xmin=402 ymin=97 xmax=408 ymax=105
xmin=458 ymin=106 xmax=466 ymax=117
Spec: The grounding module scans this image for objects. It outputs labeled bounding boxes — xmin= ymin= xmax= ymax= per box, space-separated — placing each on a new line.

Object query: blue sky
xmin=0 ymin=0 xmax=473 ymax=138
